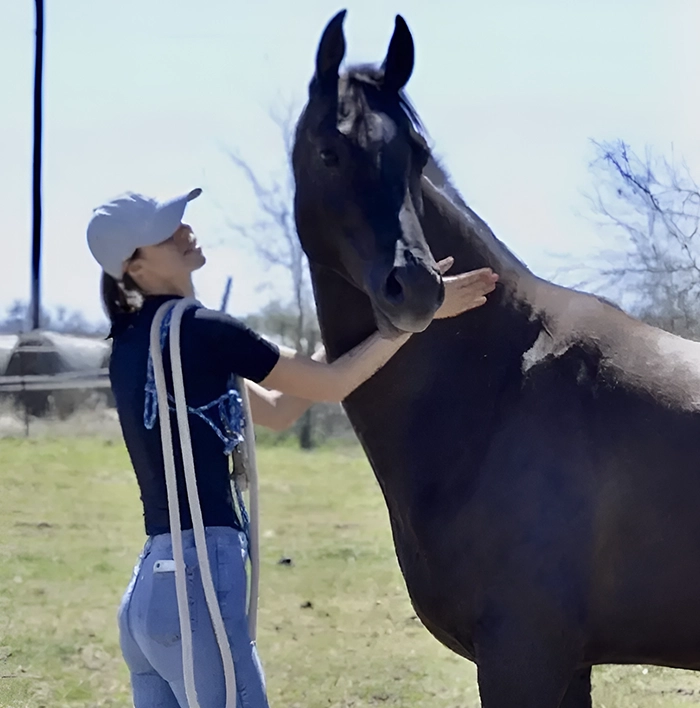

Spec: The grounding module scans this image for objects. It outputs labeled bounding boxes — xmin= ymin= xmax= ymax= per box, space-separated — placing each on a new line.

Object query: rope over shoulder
xmin=149 ymin=298 xmax=261 ymax=707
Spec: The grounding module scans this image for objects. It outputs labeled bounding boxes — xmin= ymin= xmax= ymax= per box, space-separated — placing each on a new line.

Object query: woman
xmin=87 ymin=187 xmax=498 ymax=708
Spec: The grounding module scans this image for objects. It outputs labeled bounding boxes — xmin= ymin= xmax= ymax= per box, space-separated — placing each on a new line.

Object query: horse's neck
xmin=310 ymin=167 xmax=541 ymax=362
xmin=420 ymin=165 xmax=533 ymax=286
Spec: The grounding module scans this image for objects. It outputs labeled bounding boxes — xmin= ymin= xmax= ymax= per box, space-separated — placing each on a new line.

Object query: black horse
xmin=292 ymin=10 xmax=700 ymax=707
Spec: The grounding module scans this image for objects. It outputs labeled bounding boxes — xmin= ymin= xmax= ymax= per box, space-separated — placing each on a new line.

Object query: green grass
xmin=1 ymin=437 xmax=700 ymax=707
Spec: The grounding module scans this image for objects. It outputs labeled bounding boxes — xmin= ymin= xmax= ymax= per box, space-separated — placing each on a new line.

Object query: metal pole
xmin=219 ymin=276 xmax=232 ymax=313
xmin=31 ymin=0 xmax=44 ymax=331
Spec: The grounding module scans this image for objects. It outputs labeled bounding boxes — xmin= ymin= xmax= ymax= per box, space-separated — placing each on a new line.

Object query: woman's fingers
xmin=434 ymin=267 xmax=499 ymax=319
xmin=444 ymin=269 xmax=498 ymax=291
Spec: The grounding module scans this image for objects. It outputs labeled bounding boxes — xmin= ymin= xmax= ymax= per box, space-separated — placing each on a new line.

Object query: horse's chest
xmin=387 ymin=516 xmax=480 ymax=658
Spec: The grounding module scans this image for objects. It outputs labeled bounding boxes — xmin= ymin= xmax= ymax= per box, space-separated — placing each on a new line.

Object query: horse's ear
xmin=382 ymin=15 xmax=414 ymax=93
xmin=314 ymin=9 xmax=347 ymax=93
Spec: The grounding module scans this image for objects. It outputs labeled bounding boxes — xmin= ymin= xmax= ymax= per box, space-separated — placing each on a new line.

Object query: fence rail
xmin=0 ymin=368 xmax=110 ymax=393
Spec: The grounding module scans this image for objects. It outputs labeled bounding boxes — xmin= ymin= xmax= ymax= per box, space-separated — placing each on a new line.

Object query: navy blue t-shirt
xmin=109 ymin=295 xmax=280 ymax=537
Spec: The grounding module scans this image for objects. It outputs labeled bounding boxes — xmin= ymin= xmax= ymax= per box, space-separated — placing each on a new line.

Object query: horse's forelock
xmin=340 ymin=66 xmax=431 ymax=154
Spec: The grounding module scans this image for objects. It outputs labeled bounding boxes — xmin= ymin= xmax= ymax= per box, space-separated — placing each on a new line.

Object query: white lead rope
xmin=150 ymin=298 xmax=260 ymax=707
xmin=234 ymin=378 xmax=261 ymax=640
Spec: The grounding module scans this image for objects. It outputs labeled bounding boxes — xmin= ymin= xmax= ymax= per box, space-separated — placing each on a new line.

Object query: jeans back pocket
xmin=145 ymin=561 xmax=196 ymax=647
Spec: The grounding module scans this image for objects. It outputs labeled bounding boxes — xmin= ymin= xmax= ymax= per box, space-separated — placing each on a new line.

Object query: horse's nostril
xmin=384 ymin=270 xmax=404 ymax=304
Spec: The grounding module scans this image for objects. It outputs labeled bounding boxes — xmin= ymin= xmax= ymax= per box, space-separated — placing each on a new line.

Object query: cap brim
xmin=145 ymin=188 xmax=203 ymax=247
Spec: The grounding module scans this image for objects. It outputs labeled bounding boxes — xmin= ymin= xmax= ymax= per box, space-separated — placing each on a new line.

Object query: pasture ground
xmin=1 ymin=431 xmax=700 ymax=707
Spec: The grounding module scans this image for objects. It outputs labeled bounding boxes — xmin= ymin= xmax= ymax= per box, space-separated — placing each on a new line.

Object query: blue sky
xmin=2 ymin=0 xmax=699 ymax=326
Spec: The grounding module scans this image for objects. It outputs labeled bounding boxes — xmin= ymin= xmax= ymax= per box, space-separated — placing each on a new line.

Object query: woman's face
xmin=125 ymin=223 xmax=205 ymax=289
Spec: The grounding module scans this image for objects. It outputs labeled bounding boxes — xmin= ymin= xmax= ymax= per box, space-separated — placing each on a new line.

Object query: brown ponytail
xmin=100 ymin=251 xmax=144 ymax=324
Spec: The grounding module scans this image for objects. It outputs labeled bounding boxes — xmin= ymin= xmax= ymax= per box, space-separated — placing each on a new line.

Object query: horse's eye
xmin=320 ymin=149 xmax=339 ymax=167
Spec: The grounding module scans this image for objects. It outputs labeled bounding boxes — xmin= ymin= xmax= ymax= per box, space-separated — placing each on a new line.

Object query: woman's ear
xmin=124 ymin=258 xmax=143 ymax=280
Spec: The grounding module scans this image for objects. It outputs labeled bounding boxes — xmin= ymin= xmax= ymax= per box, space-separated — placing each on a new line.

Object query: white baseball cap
xmin=87 ymin=187 xmax=202 ymax=279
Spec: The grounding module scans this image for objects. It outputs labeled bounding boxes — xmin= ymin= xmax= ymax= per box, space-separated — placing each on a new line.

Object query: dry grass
xmin=0 ymin=399 xmax=122 ymax=440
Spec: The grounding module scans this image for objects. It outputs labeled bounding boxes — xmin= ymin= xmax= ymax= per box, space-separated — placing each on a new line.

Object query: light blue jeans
xmin=118 ymin=526 xmax=269 ymax=708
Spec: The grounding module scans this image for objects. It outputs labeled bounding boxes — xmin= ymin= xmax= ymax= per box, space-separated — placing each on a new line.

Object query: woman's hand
xmin=434 ymin=257 xmax=499 ymax=319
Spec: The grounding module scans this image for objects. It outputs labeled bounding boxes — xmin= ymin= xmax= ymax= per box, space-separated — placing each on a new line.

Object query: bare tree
xmin=224 ymin=105 xmax=321 ymax=449
xmin=574 ymin=140 xmax=700 ymax=338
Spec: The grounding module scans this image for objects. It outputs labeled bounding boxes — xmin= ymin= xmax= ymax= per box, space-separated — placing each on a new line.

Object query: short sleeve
xmin=191 ymin=309 xmax=280 ymax=383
